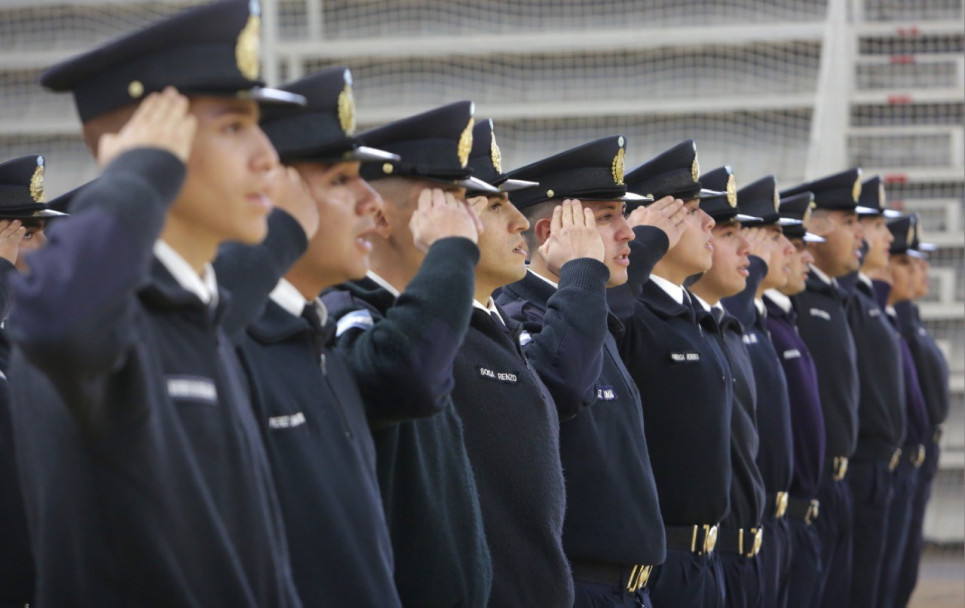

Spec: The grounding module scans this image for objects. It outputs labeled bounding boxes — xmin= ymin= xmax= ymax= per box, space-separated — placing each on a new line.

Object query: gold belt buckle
xmin=889 ymin=448 xmax=902 ymax=472
xmin=805 ymin=499 xmax=820 ymax=525
xmin=749 ymin=527 xmax=764 ymax=557
xmin=775 ymin=491 xmax=788 ymax=519
xmin=627 ymin=564 xmax=652 ymax=592
xmin=703 ymin=524 xmax=718 ymax=555
xmin=913 ymin=444 xmax=926 ymax=468
xmin=833 ymin=456 xmax=849 ymax=481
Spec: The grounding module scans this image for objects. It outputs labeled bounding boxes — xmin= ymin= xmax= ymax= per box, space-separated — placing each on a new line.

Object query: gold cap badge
xmin=491 ymin=133 xmax=502 ymax=174
xmin=803 ymin=201 xmax=815 ymax=225
xmin=30 ymin=156 xmax=45 ymax=203
xmin=457 ymin=118 xmax=474 ymax=168
xmin=612 ymin=148 xmax=625 ymax=186
xmin=878 ymin=182 xmax=886 ymax=209
xmin=773 ymin=186 xmax=780 ymax=212
xmin=852 ymin=177 xmax=861 ymax=203
xmin=906 ymin=224 xmax=914 ymax=245
xmin=691 ymin=155 xmax=700 ymax=183
xmin=338 ymin=82 xmax=356 ymax=136
xmin=236 ymin=12 xmax=261 ymax=81
xmin=726 ymin=174 xmax=737 ymax=207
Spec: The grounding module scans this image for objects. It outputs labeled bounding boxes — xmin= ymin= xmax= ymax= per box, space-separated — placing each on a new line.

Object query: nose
xmin=252 ymin=126 xmax=280 ymax=174
xmin=356 ymin=178 xmax=382 ymax=217
xmin=737 ymin=233 xmax=751 ymax=255
xmin=700 ymin=208 xmax=715 ymax=231
xmin=615 ymin=214 xmax=635 ymax=242
xmin=510 ymin=204 xmax=530 ymax=232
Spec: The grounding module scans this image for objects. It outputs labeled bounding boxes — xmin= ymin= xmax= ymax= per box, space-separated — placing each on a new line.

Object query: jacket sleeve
xmin=607 ymin=225 xmax=669 ymax=321
xmin=213 ymin=209 xmax=308 ymax=343
xmin=509 ymin=260 xmax=609 ymax=420
xmin=9 ymin=148 xmax=184 ymax=379
xmin=324 ymin=237 xmax=480 ymax=426
xmin=0 ymin=258 xmax=16 ymax=321
xmin=721 ymin=255 xmax=767 ymax=328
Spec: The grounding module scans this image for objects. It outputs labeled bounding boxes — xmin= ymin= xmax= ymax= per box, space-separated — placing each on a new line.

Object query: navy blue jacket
xmin=322 ymin=238 xmax=492 ymax=608
xmin=498 ymin=260 xmax=666 ymax=567
xmin=236 ymin=298 xmax=400 ymax=607
xmin=452 ymin=305 xmax=571 ymax=607
xmin=843 ymin=275 xmax=905 ymax=461
xmin=7 ymin=149 xmax=300 ymax=607
xmin=723 ymin=257 xmax=794 ymax=499
xmin=0 ymin=259 xmax=33 ymax=608
xmin=792 ymin=269 xmax=860 ymax=461
xmin=764 ymin=292 xmax=826 ymax=501
xmin=894 ymin=301 xmax=950 ymax=430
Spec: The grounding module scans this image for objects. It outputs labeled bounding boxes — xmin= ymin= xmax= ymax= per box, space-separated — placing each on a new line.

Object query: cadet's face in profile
xmin=808 ymin=210 xmax=863 ymax=277
xmin=469 ymin=193 xmax=530 ymax=293
xmin=859 ymin=215 xmax=892 ymax=272
xmin=294 ymin=160 xmax=382 ymax=286
xmin=174 ymin=97 xmax=278 ymax=245
xmin=889 ymin=253 xmax=915 ymax=302
xmin=912 ymin=257 xmax=929 ymax=298
xmin=695 ymin=221 xmax=750 ymax=298
xmin=760 ymin=225 xmax=794 ymax=291
xmin=667 ymin=199 xmax=715 ymax=275
xmin=782 ymin=238 xmax=813 ymax=295
xmin=585 ymin=200 xmax=635 ymax=287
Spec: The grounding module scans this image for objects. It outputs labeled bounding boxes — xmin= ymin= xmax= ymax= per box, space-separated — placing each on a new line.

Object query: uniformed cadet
xmin=689 ymin=167 xmax=768 ymax=608
xmin=216 ymin=66 xmax=405 ymax=606
xmin=5 ymin=1 xmax=313 ymax=604
xmin=720 ymin=175 xmax=799 ymax=608
xmin=320 ymin=101 xmax=494 ymax=607
xmin=451 ymin=135 xmax=570 ymax=608
xmin=762 ymin=192 xmax=827 ymax=608
xmin=893 ymin=217 xmax=950 ymax=607
xmin=497 ymin=134 xmax=682 ymax=608
xmin=0 ymin=154 xmax=66 ymax=608
xmin=616 ymin=140 xmax=732 ymax=608
xmin=875 ymin=214 xmax=932 ymax=608
xmin=780 ymin=169 xmax=865 ymax=608
xmin=835 ymin=176 xmax=906 ymax=608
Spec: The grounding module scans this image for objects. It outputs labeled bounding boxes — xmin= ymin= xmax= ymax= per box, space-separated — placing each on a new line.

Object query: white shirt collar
xmin=269 ymin=279 xmax=329 ymax=326
xmin=808 ymin=264 xmax=833 ymax=286
xmin=692 ymin=293 xmax=713 ymax=312
xmin=473 ymin=297 xmax=505 ymax=326
xmin=366 ymin=271 xmax=401 ymax=297
xmin=754 ymin=298 xmax=766 ymax=317
xmin=858 ymin=272 xmax=873 ymax=288
xmin=764 ymin=288 xmax=793 ymax=313
xmin=649 ymin=274 xmax=685 ymax=305
xmin=528 ymin=268 xmax=559 ymax=290
xmin=153 ymin=240 xmax=218 ymax=307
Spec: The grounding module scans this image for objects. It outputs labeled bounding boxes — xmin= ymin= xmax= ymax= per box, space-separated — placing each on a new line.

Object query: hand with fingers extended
xmin=538 ymin=199 xmax=605 ymax=275
xmin=627 ymin=196 xmax=687 ymax=250
xmin=270 ymin=165 xmax=319 ymax=240
xmin=410 ymin=188 xmax=483 ymax=252
xmin=742 ymin=227 xmax=772 ymax=268
xmin=0 ymin=219 xmax=26 ymax=266
xmin=97 ymin=87 xmax=198 ymax=168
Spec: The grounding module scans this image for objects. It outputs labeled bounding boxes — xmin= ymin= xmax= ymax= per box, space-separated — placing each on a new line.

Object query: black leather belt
xmin=786 ymin=496 xmax=820 ymax=525
xmin=570 ymin=560 xmax=653 ymax=593
xmin=717 ymin=527 xmax=764 ymax=557
xmin=665 ymin=524 xmax=719 ymax=555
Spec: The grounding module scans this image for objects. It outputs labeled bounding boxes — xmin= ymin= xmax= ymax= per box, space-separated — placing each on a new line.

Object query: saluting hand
xmin=742 ymin=227 xmax=772 ymax=268
xmin=410 ymin=188 xmax=482 ymax=252
xmin=538 ymin=199 xmax=604 ymax=275
xmin=270 ymin=166 xmax=320 ymax=240
xmin=626 ymin=196 xmax=687 ymax=250
xmin=0 ymin=220 xmax=26 ymax=266
xmin=96 ymin=87 xmax=197 ymax=168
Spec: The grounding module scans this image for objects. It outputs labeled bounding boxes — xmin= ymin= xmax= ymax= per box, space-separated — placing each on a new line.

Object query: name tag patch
xmin=809 ymin=308 xmax=831 ymax=321
xmin=670 ymin=352 xmax=700 ymax=363
xmin=596 ymin=385 xmax=616 ymax=401
xmin=478 ymin=367 xmax=518 ymax=384
xmin=868 ymin=308 xmax=881 ymax=318
xmin=336 ymin=309 xmax=374 ymax=337
xmin=783 ymin=349 xmax=802 ymax=360
xmin=742 ymin=333 xmax=759 ymax=345
xmin=168 ymin=376 xmax=218 ymax=405
xmin=268 ymin=412 xmax=307 ymax=430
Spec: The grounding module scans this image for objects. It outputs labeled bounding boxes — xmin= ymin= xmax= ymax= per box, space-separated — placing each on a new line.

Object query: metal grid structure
xmin=0 ymin=0 xmax=962 ymax=555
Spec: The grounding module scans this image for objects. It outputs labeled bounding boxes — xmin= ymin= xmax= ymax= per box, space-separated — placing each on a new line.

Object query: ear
xmin=372 ymin=207 xmax=392 ymax=239
xmin=533 ymin=216 xmax=553 ymax=246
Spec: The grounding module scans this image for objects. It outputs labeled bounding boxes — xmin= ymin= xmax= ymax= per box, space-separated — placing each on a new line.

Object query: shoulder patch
xmin=168 ymin=375 xmax=218 ymax=405
xmin=808 ymin=308 xmax=831 ymax=321
xmin=335 ymin=309 xmax=374 ymax=337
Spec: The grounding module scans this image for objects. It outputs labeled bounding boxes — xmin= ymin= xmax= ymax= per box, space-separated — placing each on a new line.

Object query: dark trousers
xmin=649 ymin=549 xmax=725 ymax=608
xmin=785 ymin=515 xmax=823 ymax=608
xmin=847 ymin=459 xmax=896 ymax=608
xmin=719 ymin=553 xmax=763 ymax=608
xmin=759 ymin=515 xmax=790 ymax=608
xmin=814 ymin=475 xmax=853 ymax=608
xmin=574 ymin=580 xmax=652 ymax=608
xmin=877 ymin=455 xmax=920 ymax=607
xmin=894 ymin=440 xmax=940 ymax=607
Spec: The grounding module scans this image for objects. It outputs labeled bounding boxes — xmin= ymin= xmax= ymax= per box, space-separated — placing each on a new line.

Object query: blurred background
xmin=0 ymin=0 xmax=962 ymax=604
